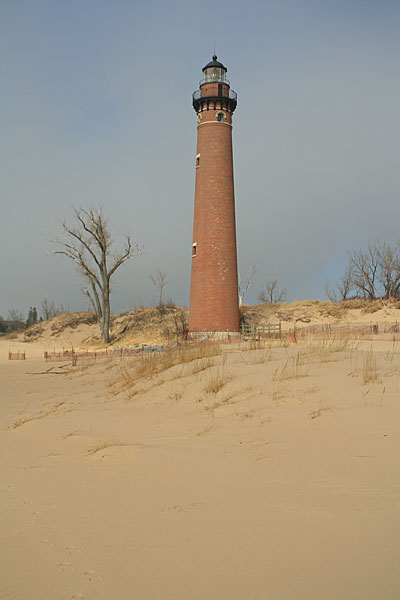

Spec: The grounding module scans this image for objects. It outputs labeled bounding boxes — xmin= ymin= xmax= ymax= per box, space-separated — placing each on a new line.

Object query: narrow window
xmin=217 ymin=112 xmax=224 ymax=122
xmin=196 ymin=154 xmax=200 ymax=168
xmin=192 ymin=243 xmax=197 ymax=257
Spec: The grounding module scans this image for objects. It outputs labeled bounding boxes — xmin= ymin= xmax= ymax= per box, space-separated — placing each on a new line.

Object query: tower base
xmin=188 ymin=331 xmax=240 ymax=341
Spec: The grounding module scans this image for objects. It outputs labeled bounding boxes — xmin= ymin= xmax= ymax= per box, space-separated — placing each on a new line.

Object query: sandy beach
xmin=1 ymin=326 xmax=400 ymax=599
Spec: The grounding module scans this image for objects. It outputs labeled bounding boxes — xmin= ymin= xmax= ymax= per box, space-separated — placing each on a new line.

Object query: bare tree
xmin=325 ymin=265 xmax=353 ymax=303
xmin=7 ymin=308 xmax=24 ymax=322
xmin=337 ymin=265 xmax=354 ymax=300
xmin=54 ymin=207 xmax=142 ymax=344
xmin=333 ymin=240 xmax=400 ymax=301
xmin=26 ymin=306 xmax=38 ymax=326
xmin=41 ymin=298 xmax=67 ymax=320
xmin=239 ymin=265 xmax=256 ymax=305
xmin=151 ymin=269 xmax=168 ymax=309
xmin=324 ymin=280 xmax=338 ymax=303
xmin=348 ymin=243 xmax=379 ymax=300
xmin=258 ymin=279 xmax=287 ymax=304
xmin=41 ymin=298 xmax=55 ymax=320
xmin=377 ymin=241 xmax=400 ymax=299
xmin=131 ymin=294 xmax=143 ymax=312
xmin=162 ymin=308 xmax=188 ymax=342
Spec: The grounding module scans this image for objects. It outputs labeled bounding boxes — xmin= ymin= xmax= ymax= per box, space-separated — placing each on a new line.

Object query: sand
xmin=1 ymin=331 xmax=400 ymax=599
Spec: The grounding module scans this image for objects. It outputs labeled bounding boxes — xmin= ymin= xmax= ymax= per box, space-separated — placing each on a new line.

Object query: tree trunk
xmin=101 ymin=289 xmax=110 ymax=344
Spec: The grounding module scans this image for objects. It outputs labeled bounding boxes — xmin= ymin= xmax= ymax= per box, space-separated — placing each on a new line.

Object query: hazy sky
xmin=1 ymin=0 xmax=399 ymax=318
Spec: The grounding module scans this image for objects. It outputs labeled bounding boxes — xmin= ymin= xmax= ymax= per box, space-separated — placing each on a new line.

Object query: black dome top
xmin=202 ymin=55 xmax=227 ymax=72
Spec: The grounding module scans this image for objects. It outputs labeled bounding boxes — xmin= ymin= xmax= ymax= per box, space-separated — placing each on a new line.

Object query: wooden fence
xmin=8 ymin=351 xmax=26 ymax=360
xmin=241 ymin=323 xmax=282 ymax=339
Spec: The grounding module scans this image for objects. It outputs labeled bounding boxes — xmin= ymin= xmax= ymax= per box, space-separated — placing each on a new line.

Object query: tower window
xmin=196 ymin=154 xmax=200 ymax=168
xmin=192 ymin=242 xmax=197 ymax=257
xmin=216 ymin=112 xmax=224 ymax=122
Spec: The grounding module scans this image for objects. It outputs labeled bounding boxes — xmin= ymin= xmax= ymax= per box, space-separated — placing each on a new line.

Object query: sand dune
xmin=4 ymin=299 xmax=400 ymax=357
xmin=1 ymin=328 xmax=400 ymax=599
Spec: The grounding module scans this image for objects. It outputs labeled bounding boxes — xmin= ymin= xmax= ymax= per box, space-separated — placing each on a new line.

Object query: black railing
xmin=198 ymin=77 xmax=231 ymax=87
xmin=192 ymin=89 xmax=237 ymax=102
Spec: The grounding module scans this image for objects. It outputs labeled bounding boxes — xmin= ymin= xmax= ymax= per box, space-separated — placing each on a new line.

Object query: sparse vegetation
xmin=309 ymin=406 xmax=331 ymax=419
xmin=10 ymin=399 xmax=68 ymax=429
xmin=111 ymin=342 xmax=222 ymax=396
xmin=86 ymin=439 xmax=128 ymax=456
xmin=362 ymin=351 xmax=380 ymax=385
xmin=298 ymin=338 xmax=349 ymax=364
xmin=203 ymin=368 xmax=229 ymax=395
xmin=272 ymin=353 xmax=309 ymax=381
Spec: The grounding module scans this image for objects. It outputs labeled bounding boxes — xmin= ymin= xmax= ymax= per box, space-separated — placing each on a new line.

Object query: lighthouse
xmin=188 ymin=55 xmax=240 ymax=339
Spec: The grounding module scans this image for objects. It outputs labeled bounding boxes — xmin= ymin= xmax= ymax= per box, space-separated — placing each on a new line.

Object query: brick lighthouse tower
xmin=188 ymin=55 xmax=240 ymax=339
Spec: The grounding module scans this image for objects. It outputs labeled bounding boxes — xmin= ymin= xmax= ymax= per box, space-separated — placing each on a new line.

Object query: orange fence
xmin=44 ymin=350 xmax=75 ymax=362
xmin=241 ymin=321 xmax=400 ymax=343
xmin=8 ymin=351 xmax=26 ymax=360
xmin=290 ymin=322 xmax=400 ymax=341
xmin=43 ymin=346 xmax=164 ymax=366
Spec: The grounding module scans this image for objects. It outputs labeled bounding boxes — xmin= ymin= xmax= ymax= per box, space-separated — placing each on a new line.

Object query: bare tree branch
xmin=53 ymin=206 xmax=142 ymax=343
xmin=258 ymin=279 xmax=287 ymax=304
xmin=324 ymin=280 xmax=338 ymax=303
xmin=333 ymin=240 xmax=400 ymax=302
xmin=151 ymin=269 xmax=168 ymax=318
xmin=349 ymin=243 xmax=379 ymax=299
xmin=239 ymin=265 xmax=256 ymax=305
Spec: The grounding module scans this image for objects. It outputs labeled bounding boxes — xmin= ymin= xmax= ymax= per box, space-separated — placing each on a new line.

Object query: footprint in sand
xmin=84 ymin=570 xmax=103 ymax=582
xmin=66 ymin=545 xmax=82 ymax=555
xmin=161 ymin=502 xmax=204 ymax=513
xmin=70 ymin=594 xmax=87 ymax=599
xmin=58 ymin=561 xmax=75 ymax=572
xmin=39 ymin=539 xmax=54 ymax=548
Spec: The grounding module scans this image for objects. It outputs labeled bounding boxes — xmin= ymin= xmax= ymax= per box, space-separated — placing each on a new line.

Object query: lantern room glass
xmin=203 ymin=67 xmax=226 ymax=83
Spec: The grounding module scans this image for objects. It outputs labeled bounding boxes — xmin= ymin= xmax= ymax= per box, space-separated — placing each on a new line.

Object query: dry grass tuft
xmin=203 ymin=369 xmax=229 ymax=395
xmin=272 ymin=353 xmax=309 ymax=381
xmin=309 ymin=406 xmax=331 ymax=420
xmin=110 ymin=342 xmax=222 ymax=396
xmin=11 ymin=400 xmax=68 ymax=429
xmin=298 ymin=338 xmax=349 ymax=364
xmin=362 ymin=352 xmax=380 ymax=385
xmin=85 ymin=439 xmax=127 ymax=456
xmin=61 ymin=430 xmax=82 ymax=439
xmin=247 ymin=349 xmax=274 ymax=364
xmin=190 ymin=357 xmax=214 ymax=375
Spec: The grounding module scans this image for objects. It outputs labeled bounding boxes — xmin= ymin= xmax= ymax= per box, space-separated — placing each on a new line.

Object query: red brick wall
xmin=188 ymin=114 xmax=240 ymax=334
xmin=200 ymin=82 xmax=230 ymax=98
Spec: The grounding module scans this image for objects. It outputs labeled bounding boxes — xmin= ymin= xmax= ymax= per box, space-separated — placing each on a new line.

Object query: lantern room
xmin=202 ymin=55 xmax=227 ymax=83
